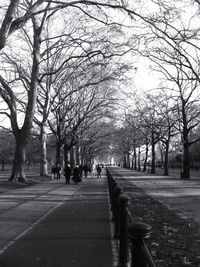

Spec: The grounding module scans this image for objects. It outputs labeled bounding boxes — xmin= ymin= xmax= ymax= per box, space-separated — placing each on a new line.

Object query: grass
xmin=120 ymin=179 xmax=200 ymax=267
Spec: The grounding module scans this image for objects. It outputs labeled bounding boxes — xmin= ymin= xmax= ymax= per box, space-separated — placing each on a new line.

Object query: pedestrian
xmin=83 ymin=164 xmax=89 ymax=178
xmin=79 ymin=164 xmax=83 ymax=178
xmin=88 ymin=164 xmax=92 ymax=174
xmin=64 ymin=164 xmax=71 ymax=184
xmin=96 ymin=164 xmax=102 ymax=178
xmin=56 ymin=164 xmax=61 ymax=179
xmin=91 ymin=163 xmax=96 ymax=176
xmin=51 ymin=162 xmax=57 ymax=180
xmin=72 ymin=165 xmax=82 ymax=184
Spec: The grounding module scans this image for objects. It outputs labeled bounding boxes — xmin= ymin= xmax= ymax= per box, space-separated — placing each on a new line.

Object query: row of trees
xmin=109 ymin=0 xmax=200 ymax=180
xmin=0 ymin=1 xmax=136 ymax=182
xmin=1 ymin=1 xmax=200 ymax=181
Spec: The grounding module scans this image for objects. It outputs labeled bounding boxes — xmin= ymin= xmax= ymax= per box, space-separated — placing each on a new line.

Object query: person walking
xmin=96 ymin=164 xmax=102 ymax=178
xmin=79 ymin=164 xmax=83 ymax=179
xmin=72 ymin=165 xmax=82 ymax=184
xmin=51 ymin=162 xmax=57 ymax=180
xmin=56 ymin=164 xmax=61 ymax=179
xmin=64 ymin=164 xmax=71 ymax=184
xmin=83 ymin=164 xmax=89 ymax=178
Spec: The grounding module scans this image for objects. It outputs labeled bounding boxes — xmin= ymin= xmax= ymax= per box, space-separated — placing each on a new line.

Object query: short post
xmin=113 ymin=186 xmax=122 ymax=238
xmin=108 ymin=177 xmax=115 ymax=196
xmin=110 ymin=181 xmax=117 ymax=211
xmin=117 ymin=195 xmax=130 ymax=267
xmin=128 ymin=223 xmax=152 ymax=267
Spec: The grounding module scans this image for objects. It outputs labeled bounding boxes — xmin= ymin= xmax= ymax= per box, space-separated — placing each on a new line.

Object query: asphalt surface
xmin=0 ymin=174 xmax=113 ymax=267
xmin=1 ymin=166 xmax=199 ymax=267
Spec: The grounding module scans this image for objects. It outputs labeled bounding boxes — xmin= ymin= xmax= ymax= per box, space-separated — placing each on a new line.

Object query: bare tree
xmin=0 ymin=6 xmax=50 ymax=182
xmin=0 ymin=0 xmax=133 ymax=181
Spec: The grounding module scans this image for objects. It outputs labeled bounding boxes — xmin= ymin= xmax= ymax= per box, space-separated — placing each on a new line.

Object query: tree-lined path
xmin=0 ymin=173 xmax=113 ymax=267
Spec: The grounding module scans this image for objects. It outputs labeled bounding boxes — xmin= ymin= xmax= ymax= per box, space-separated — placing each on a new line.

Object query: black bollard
xmin=128 ymin=222 xmax=152 ymax=267
xmin=108 ymin=177 xmax=115 ymax=196
xmin=113 ymin=186 xmax=122 ymax=238
xmin=110 ymin=181 xmax=118 ymax=211
xmin=112 ymin=185 xmax=120 ymax=220
xmin=117 ymin=195 xmax=130 ymax=267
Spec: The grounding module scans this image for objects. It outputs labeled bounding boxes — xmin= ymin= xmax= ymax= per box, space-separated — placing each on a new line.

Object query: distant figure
xmin=91 ymin=164 xmax=96 ymax=176
xmin=51 ymin=162 xmax=57 ymax=180
xmin=64 ymin=164 xmax=71 ymax=184
xmin=88 ymin=164 xmax=92 ymax=174
xmin=56 ymin=164 xmax=61 ymax=179
xmin=96 ymin=164 xmax=102 ymax=178
xmin=83 ymin=164 xmax=89 ymax=178
xmin=79 ymin=164 xmax=83 ymax=178
xmin=72 ymin=165 xmax=82 ymax=184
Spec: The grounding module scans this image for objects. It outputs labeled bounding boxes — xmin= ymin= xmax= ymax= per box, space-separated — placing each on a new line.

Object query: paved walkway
xmin=0 ymin=174 xmax=113 ymax=267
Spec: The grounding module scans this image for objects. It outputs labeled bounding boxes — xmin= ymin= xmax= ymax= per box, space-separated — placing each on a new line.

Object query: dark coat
xmin=64 ymin=165 xmax=71 ymax=178
xmin=51 ymin=165 xmax=57 ymax=173
xmin=96 ymin=165 xmax=102 ymax=173
xmin=72 ymin=167 xmax=81 ymax=183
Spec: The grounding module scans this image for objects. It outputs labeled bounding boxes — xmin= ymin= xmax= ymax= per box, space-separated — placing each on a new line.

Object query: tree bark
xmin=7 ymin=17 xmax=42 ymax=182
xmin=137 ymin=146 xmax=141 ymax=171
xmin=127 ymin=152 xmax=130 ymax=168
xmin=75 ymin=145 xmax=80 ymax=165
xmin=70 ymin=146 xmax=75 ymax=169
xmin=164 ymin=142 xmax=169 ymax=176
xmin=133 ymin=144 xmax=137 ymax=170
xmin=182 ymin=142 xmax=190 ymax=179
xmin=56 ymin=140 xmax=62 ymax=165
xmin=0 ymin=0 xmax=20 ymax=50
xmin=9 ymin=138 xmax=27 ymax=183
xmin=181 ymin=100 xmax=190 ymax=179
xmin=64 ymin=144 xmax=70 ymax=167
xmin=143 ymin=142 xmax=148 ymax=172
xmin=39 ymin=124 xmax=48 ymax=176
xmin=151 ymin=142 xmax=156 ymax=174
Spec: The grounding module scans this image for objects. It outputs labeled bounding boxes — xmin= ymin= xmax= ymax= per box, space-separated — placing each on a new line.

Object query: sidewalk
xmin=0 ymin=174 xmax=113 ymax=267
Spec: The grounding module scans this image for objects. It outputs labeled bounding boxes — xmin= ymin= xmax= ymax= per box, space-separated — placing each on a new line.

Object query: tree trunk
xmin=64 ymin=144 xmax=70 ymax=167
xmin=27 ymin=160 xmax=31 ymax=170
xmin=151 ymin=142 xmax=156 ymax=174
xmin=9 ymin=140 xmax=27 ymax=183
xmin=164 ymin=142 xmax=169 ymax=176
xmin=182 ymin=142 xmax=190 ymax=179
xmin=123 ymin=153 xmax=126 ymax=168
xmin=70 ymin=146 xmax=75 ymax=169
xmin=143 ymin=142 xmax=148 ymax=172
xmin=0 ymin=0 xmax=20 ymax=50
xmin=160 ymin=148 xmax=164 ymax=168
xmin=75 ymin=145 xmax=80 ymax=165
xmin=133 ymin=146 xmax=137 ymax=170
xmin=138 ymin=146 xmax=141 ymax=171
xmin=131 ymin=156 xmax=134 ymax=169
xmin=5 ymin=16 xmax=42 ymax=183
xmin=181 ymin=100 xmax=190 ymax=179
xmin=56 ymin=140 xmax=62 ymax=165
xmin=39 ymin=124 xmax=48 ymax=176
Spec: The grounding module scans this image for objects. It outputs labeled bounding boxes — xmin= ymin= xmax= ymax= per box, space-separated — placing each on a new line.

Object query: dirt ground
xmin=120 ymin=179 xmax=200 ymax=267
xmin=0 ymin=167 xmax=51 ymax=193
